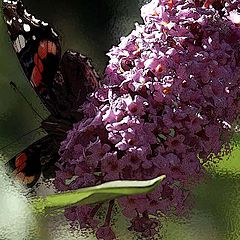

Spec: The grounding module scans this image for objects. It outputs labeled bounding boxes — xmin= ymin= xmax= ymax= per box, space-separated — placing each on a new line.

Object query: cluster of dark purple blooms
xmin=54 ymin=0 xmax=240 ymax=239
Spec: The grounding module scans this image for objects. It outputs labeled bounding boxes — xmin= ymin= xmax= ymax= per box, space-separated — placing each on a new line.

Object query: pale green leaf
xmin=31 ymin=175 xmax=166 ymax=214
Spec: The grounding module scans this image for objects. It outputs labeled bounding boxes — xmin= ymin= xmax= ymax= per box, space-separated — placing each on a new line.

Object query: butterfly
xmin=2 ymin=0 xmax=100 ymax=187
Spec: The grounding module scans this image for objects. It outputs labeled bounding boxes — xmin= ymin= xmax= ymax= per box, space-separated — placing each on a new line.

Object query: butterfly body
xmin=2 ymin=0 xmax=100 ymax=186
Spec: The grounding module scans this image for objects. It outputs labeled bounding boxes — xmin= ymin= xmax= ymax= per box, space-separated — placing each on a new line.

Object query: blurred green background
xmin=1 ymin=1 xmax=240 ymax=240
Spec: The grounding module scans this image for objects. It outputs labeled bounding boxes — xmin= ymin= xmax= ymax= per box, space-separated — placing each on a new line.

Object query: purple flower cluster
xmin=54 ymin=0 xmax=240 ymax=239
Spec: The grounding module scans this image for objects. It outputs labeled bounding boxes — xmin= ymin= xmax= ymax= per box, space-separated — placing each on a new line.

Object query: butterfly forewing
xmin=3 ymin=0 xmax=62 ymax=116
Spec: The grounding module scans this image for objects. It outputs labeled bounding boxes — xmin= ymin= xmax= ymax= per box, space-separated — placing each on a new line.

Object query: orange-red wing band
xmin=31 ymin=66 xmax=42 ymax=87
xmin=15 ymin=152 xmax=27 ymax=172
xmin=38 ymin=40 xmax=48 ymax=59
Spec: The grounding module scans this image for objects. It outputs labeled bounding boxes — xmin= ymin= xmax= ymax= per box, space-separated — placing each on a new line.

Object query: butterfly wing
xmin=6 ymin=135 xmax=59 ymax=187
xmin=2 ymin=0 xmax=62 ymax=116
xmin=3 ymin=1 xmax=101 ymax=120
xmin=52 ymin=50 xmax=100 ymax=120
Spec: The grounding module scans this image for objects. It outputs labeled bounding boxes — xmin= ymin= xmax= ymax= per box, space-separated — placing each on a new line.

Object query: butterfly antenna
xmin=10 ymin=81 xmax=44 ymax=121
xmin=0 ymin=126 xmax=42 ymax=151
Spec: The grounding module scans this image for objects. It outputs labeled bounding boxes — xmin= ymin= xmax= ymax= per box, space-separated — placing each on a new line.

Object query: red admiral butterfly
xmin=2 ymin=0 xmax=100 ymax=186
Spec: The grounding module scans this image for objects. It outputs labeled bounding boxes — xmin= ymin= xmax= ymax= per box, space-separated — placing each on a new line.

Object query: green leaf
xmin=31 ymin=175 xmax=166 ymax=214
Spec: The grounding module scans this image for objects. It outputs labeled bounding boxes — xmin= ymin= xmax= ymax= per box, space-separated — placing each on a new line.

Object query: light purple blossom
xmin=55 ymin=1 xmax=240 ymax=239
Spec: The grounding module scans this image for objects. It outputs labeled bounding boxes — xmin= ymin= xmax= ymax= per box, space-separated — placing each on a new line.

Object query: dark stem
xmin=104 ymin=200 xmax=115 ymax=226
xmin=90 ymin=203 xmax=102 ymax=218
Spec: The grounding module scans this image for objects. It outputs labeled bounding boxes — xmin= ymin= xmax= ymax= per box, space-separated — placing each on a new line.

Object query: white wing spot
xmin=13 ymin=35 xmax=26 ymax=53
xmin=42 ymin=21 xmax=48 ymax=26
xmin=86 ymin=60 xmax=92 ymax=67
xmin=32 ymin=16 xmax=40 ymax=24
xmin=51 ymin=28 xmax=58 ymax=37
xmin=93 ymin=69 xmax=100 ymax=78
xmin=13 ymin=41 xmax=19 ymax=53
xmin=6 ymin=19 xmax=13 ymax=26
xmin=79 ymin=53 xmax=86 ymax=58
xmin=18 ymin=18 xmax=23 ymax=23
xmin=24 ymin=10 xmax=31 ymax=17
xmin=32 ymin=35 xmax=36 ymax=40
xmin=23 ymin=24 xmax=31 ymax=32
xmin=19 ymin=35 xmax=26 ymax=50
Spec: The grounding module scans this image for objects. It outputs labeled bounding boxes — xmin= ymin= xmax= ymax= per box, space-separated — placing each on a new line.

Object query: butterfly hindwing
xmin=6 ymin=135 xmax=59 ymax=187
